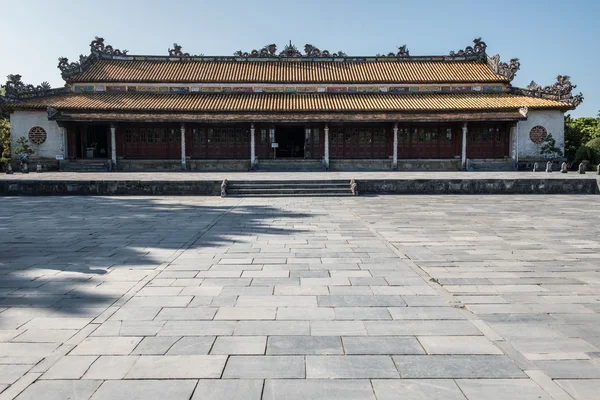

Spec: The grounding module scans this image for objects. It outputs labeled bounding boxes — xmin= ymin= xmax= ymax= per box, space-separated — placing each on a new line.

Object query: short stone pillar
xmin=221 ymin=179 xmax=228 ymax=197
xmin=6 ymin=163 xmax=13 ymax=174
xmin=545 ymin=161 xmax=552 ymax=173
xmin=578 ymin=163 xmax=586 ymax=174
xmin=350 ymin=179 xmax=358 ymax=196
xmin=36 ymin=163 xmax=42 ymax=173
xmin=533 ymin=162 xmax=539 ymax=172
xmin=597 ymin=164 xmax=600 ymax=175
xmin=560 ymin=162 xmax=568 ymax=173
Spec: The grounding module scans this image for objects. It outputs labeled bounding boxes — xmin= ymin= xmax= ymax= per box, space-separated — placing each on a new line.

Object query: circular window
xmin=529 ymin=125 xmax=548 ymax=145
xmin=28 ymin=126 xmax=47 ymax=145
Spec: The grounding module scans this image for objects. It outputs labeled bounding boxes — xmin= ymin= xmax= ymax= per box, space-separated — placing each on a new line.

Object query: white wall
xmin=516 ymin=110 xmax=564 ymax=160
xmin=10 ymin=111 xmax=64 ymax=160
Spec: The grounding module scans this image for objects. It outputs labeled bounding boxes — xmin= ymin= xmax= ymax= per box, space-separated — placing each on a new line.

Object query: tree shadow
xmin=0 ymin=196 xmax=309 ymax=320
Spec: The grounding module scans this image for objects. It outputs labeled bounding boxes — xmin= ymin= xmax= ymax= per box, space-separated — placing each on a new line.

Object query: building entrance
xmin=275 ymin=125 xmax=304 ymax=158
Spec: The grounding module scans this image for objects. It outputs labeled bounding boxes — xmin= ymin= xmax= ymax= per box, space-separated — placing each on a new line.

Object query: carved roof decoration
xmin=58 ymin=37 xmax=130 ymax=80
xmin=168 ymin=43 xmax=190 ymax=57
xmin=487 ymin=54 xmax=520 ymax=81
xmin=234 ymin=44 xmax=278 ymax=58
xmin=449 ymin=38 xmax=487 ymax=60
xmin=90 ymin=37 xmax=128 ymax=56
xmin=1 ymin=74 xmax=66 ymax=103
xmin=377 ymin=45 xmax=410 ymax=57
xmin=511 ymin=75 xmax=583 ymax=108
xmin=0 ymin=36 xmax=581 ymax=110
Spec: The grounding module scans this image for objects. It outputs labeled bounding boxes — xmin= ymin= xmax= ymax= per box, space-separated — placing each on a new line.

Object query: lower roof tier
xmin=8 ymin=92 xmax=569 ymax=113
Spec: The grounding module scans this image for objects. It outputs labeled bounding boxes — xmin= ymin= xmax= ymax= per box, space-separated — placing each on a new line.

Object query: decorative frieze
xmin=73 ymin=83 xmax=507 ymax=94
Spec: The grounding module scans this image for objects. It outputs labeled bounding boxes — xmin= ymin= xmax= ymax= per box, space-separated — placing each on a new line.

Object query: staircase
xmin=467 ymin=159 xmax=516 ymax=171
xmin=256 ymin=159 xmax=324 ymax=172
xmin=61 ymin=160 xmax=109 ymax=172
xmin=226 ymin=180 xmax=353 ymax=197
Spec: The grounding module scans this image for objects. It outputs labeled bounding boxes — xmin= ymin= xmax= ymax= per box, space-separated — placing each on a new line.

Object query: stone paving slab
xmin=1 ymin=195 xmax=600 ymax=399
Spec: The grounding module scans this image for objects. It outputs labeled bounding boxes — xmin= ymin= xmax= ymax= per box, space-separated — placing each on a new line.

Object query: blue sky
xmin=1 ymin=0 xmax=597 ymax=117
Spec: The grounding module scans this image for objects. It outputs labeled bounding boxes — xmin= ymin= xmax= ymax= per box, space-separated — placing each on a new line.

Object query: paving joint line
xmin=336 ymin=196 xmax=562 ymax=399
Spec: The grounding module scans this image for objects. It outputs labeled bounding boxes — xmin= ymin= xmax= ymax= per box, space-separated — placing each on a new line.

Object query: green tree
xmin=0 ymin=87 xmax=9 ymax=120
xmin=564 ymin=114 xmax=600 ymax=162
xmin=0 ymin=118 xmax=10 ymax=161
xmin=0 ymin=87 xmax=9 ymax=161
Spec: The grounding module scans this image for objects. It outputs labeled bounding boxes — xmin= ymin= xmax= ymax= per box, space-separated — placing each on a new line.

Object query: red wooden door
xmin=438 ymin=126 xmax=454 ymax=158
xmin=330 ymin=127 xmax=344 ymax=158
xmin=191 ymin=127 xmax=207 ymax=158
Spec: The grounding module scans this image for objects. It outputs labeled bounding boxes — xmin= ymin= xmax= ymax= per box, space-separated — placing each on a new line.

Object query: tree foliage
xmin=564 ymin=113 xmax=600 ymax=162
xmin=0 ymin=118 xmax=10 ymax=160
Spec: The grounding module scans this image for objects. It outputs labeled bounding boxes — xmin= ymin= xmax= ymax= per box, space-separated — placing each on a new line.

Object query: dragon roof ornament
xmin=168 ymin=43 xmax=190 ymax=57
xmin=58 ymin=37 xmax=128 ymax=79
xmin=90 ymin=37 xmax=128 ymax=56
xmin=487 ymin=54 xmax=520 ymax=81
xmin=450 ymin=37 xmax=487 ymax=60
xmin=377 ymin=45 xmax=410 ymax=57
xmin=512 ymin=75 xmax=584 ymax=107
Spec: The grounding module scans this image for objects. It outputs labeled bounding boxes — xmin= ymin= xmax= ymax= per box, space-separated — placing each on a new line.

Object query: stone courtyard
xmin=1 ymin=194 xmax=599 ymax=399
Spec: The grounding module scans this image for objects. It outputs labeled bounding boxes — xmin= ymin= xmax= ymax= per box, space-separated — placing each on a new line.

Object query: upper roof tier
xmin=67 ymin=60 xmax=505 ymax=84
xmin=57 ymin=38 xmax=520 ymax=85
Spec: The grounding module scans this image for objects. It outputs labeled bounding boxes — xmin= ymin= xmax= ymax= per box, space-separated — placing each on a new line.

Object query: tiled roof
xmin=69 ymin=60 xmax=507 ymax=84
xmin=11 ymin=92 xmax=570 ymax=112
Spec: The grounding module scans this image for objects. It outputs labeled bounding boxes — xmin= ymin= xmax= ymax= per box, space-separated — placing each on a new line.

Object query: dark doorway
xmin=86 ymin=125 xmax=109 ymax=158
xmin=275 ymin=125 xmax=304 ymax=158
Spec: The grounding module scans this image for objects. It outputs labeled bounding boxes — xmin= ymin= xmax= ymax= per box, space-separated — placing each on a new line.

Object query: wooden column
xmin=461 ymin=122 xmax=468 ymax=170
xmin=392 ymin=122 xmax=398 ymax=170
xmin=323 ymin=124 xmax=330 ymax=170
xmin=180 ymin=123 xmax=186 ymax=170
xmin=250 ymin=123 xmax=256 ymax=168
xmin=110 ymin=124 xmax=117 ymax=170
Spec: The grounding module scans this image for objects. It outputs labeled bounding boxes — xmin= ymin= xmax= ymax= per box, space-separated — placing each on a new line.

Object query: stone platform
xmin=1 ymin=171 xmax=599 ymax=196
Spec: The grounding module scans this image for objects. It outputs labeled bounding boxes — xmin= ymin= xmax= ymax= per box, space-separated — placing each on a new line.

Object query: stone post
xmin=461 ymin=122 xmax=468 ymax=170
xmin=180 ymin=123 xmax=186 ymax=170
xmin=250 ymin=123 xmax=256 ymax=169
xmin=323 ymin=124 xmax=330 ymax=170
xmin=392 ymin=122 xmax=398 ymax=170
xmin=110 ymin=124 xmax=117 ymax=170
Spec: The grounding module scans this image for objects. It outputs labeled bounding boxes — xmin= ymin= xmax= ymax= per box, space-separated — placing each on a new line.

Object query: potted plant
xmin=14 ymin=136 xmax=35 ymax=174
xmin=539 ymin=133 xmax=563 ymax=171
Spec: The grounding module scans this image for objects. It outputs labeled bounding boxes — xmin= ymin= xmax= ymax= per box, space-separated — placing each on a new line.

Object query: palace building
xmin=1 ymin=38 xmax=583 ymax=171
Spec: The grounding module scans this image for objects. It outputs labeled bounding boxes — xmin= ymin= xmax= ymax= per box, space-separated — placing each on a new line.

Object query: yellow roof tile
xmin=11 ymin=93 xmax=569 ymax=113
xmin=69 ymin=60 xmax=507 ymax=84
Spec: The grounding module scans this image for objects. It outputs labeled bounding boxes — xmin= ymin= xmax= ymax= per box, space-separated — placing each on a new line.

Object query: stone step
xmin=229 ymin=183 xmax=348 ymax=189
xmin=226 ymin=179 xmax=352 ymax=196
xmin=228 ymin=180 xmax=349 ymax=185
